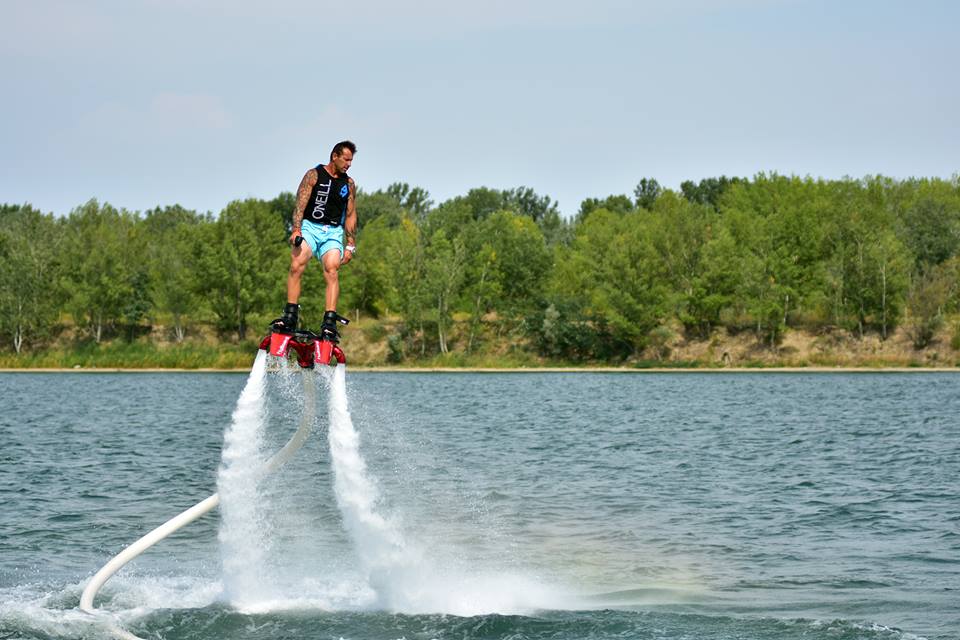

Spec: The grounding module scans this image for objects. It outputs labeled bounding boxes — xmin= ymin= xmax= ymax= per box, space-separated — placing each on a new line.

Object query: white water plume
xmin=325 ymin=364 xmax=567 ymax=615
xmin=327 ymin=364 xmax=414 ymax=608
xmin=216 ymin=350 xmax=272 ymax=607
xmin=215 ymin=357 xmax=566 ymax=616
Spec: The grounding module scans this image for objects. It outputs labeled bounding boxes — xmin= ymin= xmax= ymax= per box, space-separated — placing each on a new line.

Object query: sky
xmin=1 ymin=0 xmax=958 ymax=218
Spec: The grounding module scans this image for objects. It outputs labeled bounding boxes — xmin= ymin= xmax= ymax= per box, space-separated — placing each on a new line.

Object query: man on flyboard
xmin=271 ymin=140 xmax=357 ymax=343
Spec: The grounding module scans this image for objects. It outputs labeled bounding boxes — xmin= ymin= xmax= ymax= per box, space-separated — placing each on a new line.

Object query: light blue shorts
xmin=300 ymin=219 xmax=343 ymax=260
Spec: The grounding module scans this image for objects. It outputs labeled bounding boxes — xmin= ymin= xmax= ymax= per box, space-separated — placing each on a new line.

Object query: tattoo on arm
xmin=293 ymin=170 xmax=316 ymax=231
xmin=346 ymin=178 xmax=358 ymax=241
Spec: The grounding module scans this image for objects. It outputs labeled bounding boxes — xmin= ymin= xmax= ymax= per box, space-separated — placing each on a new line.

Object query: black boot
xmin=270 ymin=303 xmax=299 ymax=333
xmin=320 ymin=310 xmax=348 ymax=342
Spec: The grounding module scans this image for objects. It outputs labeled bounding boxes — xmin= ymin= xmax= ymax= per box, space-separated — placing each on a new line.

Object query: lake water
xmin=1 ymin=368 xmax=958 ymax=640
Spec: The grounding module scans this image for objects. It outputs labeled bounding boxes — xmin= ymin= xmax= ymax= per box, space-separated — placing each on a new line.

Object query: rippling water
xmin=1 ymin=370 xmax=958 ymax=639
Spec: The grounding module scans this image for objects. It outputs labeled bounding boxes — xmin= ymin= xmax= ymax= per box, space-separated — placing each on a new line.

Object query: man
xmin=272 ymin=140 xmax=357 ymax=341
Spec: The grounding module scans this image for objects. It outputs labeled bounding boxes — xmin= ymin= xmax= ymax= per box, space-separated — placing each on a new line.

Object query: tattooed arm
xmin=291 ymin=169 xmax=317 ymax=243
xmin=342 ymin=177 xmax=358 ymax=264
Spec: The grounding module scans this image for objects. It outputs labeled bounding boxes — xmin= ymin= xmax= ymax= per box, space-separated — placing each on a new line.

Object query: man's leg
xmin=321 ymin=249 xmax=341 ymax=311
xmin=273 ymin=242 xmax=313 ymax=331
xmin=287 ymin=242 xmax=313 ymax=304
xmin=320 ymin=249 xmax=343 ymax=339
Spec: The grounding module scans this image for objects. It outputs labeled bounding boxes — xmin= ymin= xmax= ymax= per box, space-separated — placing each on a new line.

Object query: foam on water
xmin=0 ymin=578 xmax=213 ymax=640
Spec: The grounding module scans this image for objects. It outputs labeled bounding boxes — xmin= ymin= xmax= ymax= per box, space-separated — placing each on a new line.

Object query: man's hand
xmin=289 ymin=229 xmax=302 ymax=247
xmin=341 ymin=245 xmax=355 ymax=265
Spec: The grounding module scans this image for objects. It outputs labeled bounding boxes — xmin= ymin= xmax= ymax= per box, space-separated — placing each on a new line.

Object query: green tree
xmin=905 ymin=260 xmax=955 ymax=348
xmin=824 ymin=180 xmax=911 ymax=338
xmin=645 ymin=192 xmax=726 ymax=337
xmin=195 ymin=199 xmax=286 ymax=340
xmin=381 ymin=217 xmax=429 ymax=355
xmin=463 ymin=239 xmax=499 ymax=353
xmin=696 ymin=224 xmax=742 ymax=332
xmin=142 ymin=205 xmax=203 ymax=342
xmin=271 ymin=191 xmax=297 ymax=235
xmin=478 ymin=211 xmax=550 ymax=315
xmin=680 ymin=176 xmax=745 ymax=209
xmin=0 ymin=205 xmax=62 ymax=352
xmin=432 ymin=186 xmax=566 ymax=244
xmin=462 ymin=211 xmax=552 ymax=351
xmin=423 ymin=229 xmax=466 ymax=354
xmin=551 ymin=208 xmax=666 ymax=359
xmin=865 ymin=229 xmax=911 ymax=340
xmin=720 ymin=175 xmax=835 ymax=339
xmin=338 ymin=215 xmax=393 ymax=319
xmin=893 ymin=178 xmax=960 ymax=273
xmin=423 ymin=197 xmax=475 ymax=238
xmin=385 ymin=182 xmax=434 ymax=217
xmin=577 ymin=194 xmax=634 ymax=223
xmin=634 ymin=178 xmax=662 ymax=210
xmin=60 ymin=200 xmax=144 ymax=342
xmin=502 ymin=186 xmax=565 ymax=244
xmin=356 ymin=182 xmax=433 ymax=231
xmin=720 ymin=206 xmax=791 ymax=345
xmin=357 ymin=189 xmax=407 ymax=230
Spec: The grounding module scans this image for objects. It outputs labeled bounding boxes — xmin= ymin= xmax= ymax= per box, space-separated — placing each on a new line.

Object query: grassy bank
xmin=0 ymin=341 xmax=259 ymax=369
xmin=2 ymin=316 xmax=959 ymax=370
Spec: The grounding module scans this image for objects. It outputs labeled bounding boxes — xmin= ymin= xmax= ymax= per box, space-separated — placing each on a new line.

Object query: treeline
xmin=2 ymin=174 xmax=959 ymax=362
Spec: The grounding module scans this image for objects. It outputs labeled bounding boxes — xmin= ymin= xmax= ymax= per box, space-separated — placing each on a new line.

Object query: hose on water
xmin=79 ymin=370 xmax=318 ymax=624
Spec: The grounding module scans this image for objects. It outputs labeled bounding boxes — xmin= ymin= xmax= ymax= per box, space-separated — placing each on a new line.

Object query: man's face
xmin=332 ymin=149 xmax=353 ymax=174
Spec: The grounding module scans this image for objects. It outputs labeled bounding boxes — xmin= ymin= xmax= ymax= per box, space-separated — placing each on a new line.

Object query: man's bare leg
xmin=273 ymin=243 xmax=313 ymax=331
xmin=287 ymin=242 xmax=313 ymax=304
xmin=321 ymin=249 xmax=341 ymax=312
xmin=320 ymin=249 xmax=343 ymax=340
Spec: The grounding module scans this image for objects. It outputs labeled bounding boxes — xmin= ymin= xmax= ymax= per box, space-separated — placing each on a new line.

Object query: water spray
xmin=79 ymin=352 xmax=320 ymax=632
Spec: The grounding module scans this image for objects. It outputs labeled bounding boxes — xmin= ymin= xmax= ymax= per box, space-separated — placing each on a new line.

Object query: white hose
xmin=80 ymin=370 xmax=317 ymax=615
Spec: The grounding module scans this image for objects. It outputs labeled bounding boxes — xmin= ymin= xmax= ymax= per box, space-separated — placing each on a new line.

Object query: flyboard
xmin=79 ymin=321 xmax=348 ymax=638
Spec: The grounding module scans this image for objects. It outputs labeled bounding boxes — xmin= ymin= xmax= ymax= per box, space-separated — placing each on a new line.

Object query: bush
xmin=363 ymin=323 xmax=387 ymax=342
xmin=647 ymin=325 xmax=674 ymax=361
xmin=386 ymin=334 xmax=405 ymax=363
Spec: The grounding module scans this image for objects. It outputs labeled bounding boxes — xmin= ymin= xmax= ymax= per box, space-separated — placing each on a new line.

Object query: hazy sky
xmin=2 ymin=0 xmax=957 ymax=217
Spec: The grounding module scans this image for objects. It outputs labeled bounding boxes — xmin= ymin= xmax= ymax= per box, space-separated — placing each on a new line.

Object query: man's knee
xmin=289 ymin=260 xmax=306 ymax=278
xmin=322 ymin=252 xmax=341 ymax=275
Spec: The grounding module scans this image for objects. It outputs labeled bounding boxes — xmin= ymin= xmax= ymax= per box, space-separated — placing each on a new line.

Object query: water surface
xmin=1 ymin=371 xmax=957 ymax=639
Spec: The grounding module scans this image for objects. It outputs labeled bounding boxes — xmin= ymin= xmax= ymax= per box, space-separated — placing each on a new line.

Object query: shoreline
xmin=2 ymin=366 xmax=958 ymax=373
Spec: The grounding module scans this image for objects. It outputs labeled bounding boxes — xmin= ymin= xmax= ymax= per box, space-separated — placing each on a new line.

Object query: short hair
xmin=331 ymin=140 xmax=357 ymax=160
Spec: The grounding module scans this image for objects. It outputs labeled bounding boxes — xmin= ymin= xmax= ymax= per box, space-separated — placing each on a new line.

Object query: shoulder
xmin=297 ymin=169 xmax=317 ymax=193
